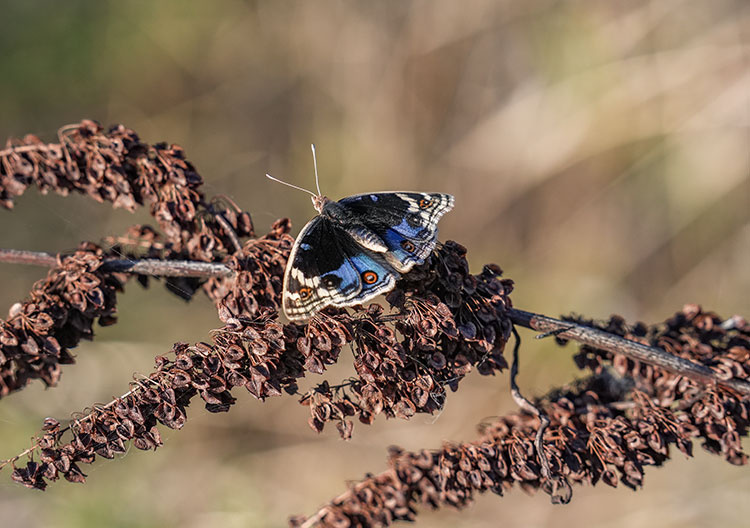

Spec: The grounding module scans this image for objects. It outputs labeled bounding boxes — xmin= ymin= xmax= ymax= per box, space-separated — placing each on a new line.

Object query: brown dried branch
xmin=0 ymin=220 xmax=289 ymax=401
xmin=5 ymin=239 xmax=514 ymax=490
xmin=0 ymin=383 xmax=146 ymax=473
xmin=294 ymin=306 xmax=750 ymax=527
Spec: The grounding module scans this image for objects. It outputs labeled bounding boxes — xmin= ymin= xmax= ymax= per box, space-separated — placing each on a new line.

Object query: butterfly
xmin=268 ymin=147 xmax=454 ymax=322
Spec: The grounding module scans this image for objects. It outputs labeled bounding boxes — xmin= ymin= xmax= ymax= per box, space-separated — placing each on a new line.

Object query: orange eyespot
xmin=298 ymin=287 xmax=312 ymax=300
xmin=418 ymin=197 xmax=431 ymax=208
xmin=362 ymin=271 xmax=378 ymax=284
xmin=401 ymin=240 xmax=415 ymax=252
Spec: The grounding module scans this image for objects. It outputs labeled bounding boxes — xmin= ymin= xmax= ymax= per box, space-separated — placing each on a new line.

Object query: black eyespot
xmin=298 ymin=287 xmax=312 ymax=300
xmin=362 ymin=271 xmax=378 ymax=284
xmin=418 ymin=197 xmax=431 ymax=208
xmin=406 ymin=213 xmax=422 ymax=227
xmin=401 ymin=240 xmax=415 ymax=253
xmin=322 ymin=274 xmax=341 ymax=289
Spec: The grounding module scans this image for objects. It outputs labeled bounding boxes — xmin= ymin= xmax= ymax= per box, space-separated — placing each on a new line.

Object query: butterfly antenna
xmin=265 ymin=173 xmax=318 ymax=198
xmin=311 ymin=144 xmax=322 ymax=196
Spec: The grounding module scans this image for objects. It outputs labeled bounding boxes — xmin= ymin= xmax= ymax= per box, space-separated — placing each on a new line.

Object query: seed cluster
xmin=0 ymin=121 xmax=257 ymax=398
xmin=300 ymin=241 xmax=513 ymax=437
xmin=292 ymin=306 xmax=750 ymax=527
xmin=1 ymin=120 xmax=253 ymax=260
xmin=0 ymin=245 xmax=122 ymax=397
xmin=9 ymin=235 xmax=518 ymax=489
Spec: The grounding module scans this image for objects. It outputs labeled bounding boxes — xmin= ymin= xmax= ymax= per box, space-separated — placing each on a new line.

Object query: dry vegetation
xmin=0 ymin=2 xmax=748 ymax=527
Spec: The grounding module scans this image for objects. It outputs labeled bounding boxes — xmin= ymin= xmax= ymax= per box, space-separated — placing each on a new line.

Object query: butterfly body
xmin=282 ymin=192 xmax=454 ymax=321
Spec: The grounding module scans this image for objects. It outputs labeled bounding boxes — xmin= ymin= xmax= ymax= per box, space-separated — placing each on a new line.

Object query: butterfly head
xmin=311 ymin=194 xmax=330 ymax=213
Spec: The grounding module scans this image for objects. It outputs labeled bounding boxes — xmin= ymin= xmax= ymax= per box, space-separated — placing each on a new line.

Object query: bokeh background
xmin=1 ymin=1 xmax=749 ymax=527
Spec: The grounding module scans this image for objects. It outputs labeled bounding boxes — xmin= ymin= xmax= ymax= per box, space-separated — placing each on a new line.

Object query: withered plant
xmin=1 ymin=121 xmax=748 ymax=527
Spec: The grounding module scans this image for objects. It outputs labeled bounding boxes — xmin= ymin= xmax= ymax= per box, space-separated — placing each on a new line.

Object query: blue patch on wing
xmin=321 ymin=259 xmax=360 ymax=297
xmin=380 ymin=228 xmax=430 ymax=272
xmin=391 ymin=217 xmax=430 ymax=241
xmin=347 ymin=252 xmax=395 ymax=297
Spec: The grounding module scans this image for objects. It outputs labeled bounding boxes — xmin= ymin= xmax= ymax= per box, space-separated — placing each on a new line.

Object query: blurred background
xmin=0 ymin=1 xmax=748 ymax=527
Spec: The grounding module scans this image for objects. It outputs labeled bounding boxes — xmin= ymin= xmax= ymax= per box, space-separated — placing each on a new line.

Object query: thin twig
xmin=212 ymin=212 xmax=242 ymax=253
xmin=101 ymin=258 xmax=232 ymax=278
xmin=509 ymin=326 xmax=551 ymax=479
xmin=0 ymin=249 xmax=58 ymax=268
xmin=203 ymin=200 xmax=243 ymax=253
xmin=508 ymin=308 xmax=750 ymax=396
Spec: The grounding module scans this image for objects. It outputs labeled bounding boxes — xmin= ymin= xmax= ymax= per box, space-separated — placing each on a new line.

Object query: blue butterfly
xmin=268 ymin=148 xmax=454 ymax=322
xmin=282 ymin=191 xmax=454 ymax=321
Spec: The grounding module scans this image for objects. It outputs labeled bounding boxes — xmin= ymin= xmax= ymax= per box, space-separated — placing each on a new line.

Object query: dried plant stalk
xmin=294 ymin=306 xmax=750 ymax=527
xmin=0 ymin=121 xmax=255 ymax=398
xmin=5 ymin=236 xmax=516 ymax=489
xmin=1 ymin=122 xmax=748 ymax=528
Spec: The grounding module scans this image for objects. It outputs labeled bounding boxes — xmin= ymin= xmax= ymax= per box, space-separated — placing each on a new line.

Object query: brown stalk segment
xmin=294 ymin=305 xmax=750 ymax=526
xmin=0 ymin=122 xmax=258 ymax=398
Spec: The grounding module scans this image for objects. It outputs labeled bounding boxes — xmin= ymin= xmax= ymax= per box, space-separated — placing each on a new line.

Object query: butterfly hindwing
xmin=340 ymin=237 xmax=398 ymax=303
xmin=379 ymin=228 xmax=433 ymax=272
xmin=283 ymin=216 xmax=398 ymax=321
xmin=337 ymin=192 xmax=454 ymax=272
